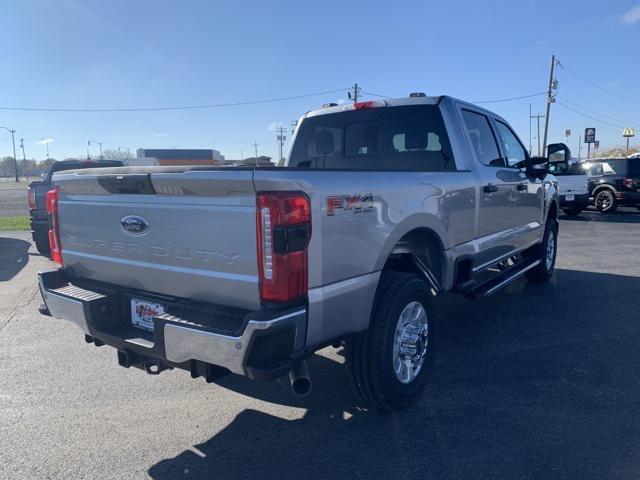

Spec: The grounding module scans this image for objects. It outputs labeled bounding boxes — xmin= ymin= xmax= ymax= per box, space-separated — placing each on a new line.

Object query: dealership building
xmin=136 ymin=148 xmax=225 ymax=166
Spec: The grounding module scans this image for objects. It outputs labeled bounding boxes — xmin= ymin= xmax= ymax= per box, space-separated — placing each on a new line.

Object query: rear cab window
xmin=289 ymin=105 xmax=456 ymax=171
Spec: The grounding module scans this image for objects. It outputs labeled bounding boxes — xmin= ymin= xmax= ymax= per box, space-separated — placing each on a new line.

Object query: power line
xmin=474 ymin=92 xmax=547 ymax=104
xmin=556 ymin=101 xmax=624 ymax=129
xmin=0 ymin=88 xmax=350 ymax=113
xmin=364 ymin=90 xmax=547 ymax=103
xmin=557 ymin=96 xmax=640 ymax=129
xmin=557 ymin=61 xmax=640 ymax=104
xmin=362 ymin=91 xmax=391 ymax=99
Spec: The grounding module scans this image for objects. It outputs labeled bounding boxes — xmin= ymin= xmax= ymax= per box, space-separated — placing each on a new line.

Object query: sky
xmin=0 ymin=0 xmax=639 ymax=161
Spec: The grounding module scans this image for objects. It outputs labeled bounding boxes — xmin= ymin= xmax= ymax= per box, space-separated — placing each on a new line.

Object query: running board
xmin=466 ymin=259 xmax=540 ymax=300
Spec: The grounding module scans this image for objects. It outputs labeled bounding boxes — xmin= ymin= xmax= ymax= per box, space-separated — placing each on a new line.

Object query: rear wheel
xmin=525 ymin=217 xmax=557 ymax=283
xmin=562 ymin=208 xmax=582 ymax=216
xmin=595 ymin=190 xmax=617 ymax=213
xmin=345 ymin=271 xmax=434 ymax=410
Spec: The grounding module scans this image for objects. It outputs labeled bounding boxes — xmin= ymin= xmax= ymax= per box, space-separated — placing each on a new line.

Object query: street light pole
xmin=0 ymin=126 xmax=18 ymax=182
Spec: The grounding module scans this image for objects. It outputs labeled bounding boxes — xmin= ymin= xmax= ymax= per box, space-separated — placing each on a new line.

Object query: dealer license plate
xmin=130 ymin=297 xmax=165 ymax=332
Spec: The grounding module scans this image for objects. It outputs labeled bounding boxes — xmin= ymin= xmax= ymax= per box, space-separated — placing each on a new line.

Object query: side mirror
xmin=528 ymin=156 xmax=549 ymax=179
xmin=547 ymin=142 xmax=571 ymax=175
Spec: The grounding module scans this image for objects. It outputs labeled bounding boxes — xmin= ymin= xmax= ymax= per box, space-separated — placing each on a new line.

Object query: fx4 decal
xmin=326 ymin=194 xmax=374 ymax=216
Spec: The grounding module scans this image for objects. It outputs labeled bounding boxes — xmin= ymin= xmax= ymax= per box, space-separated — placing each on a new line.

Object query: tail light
xmin=45 ymin=188 xmax=63 ymax=264
xmin=623 ymin=178 xmax=634 ymax=189
xmin=27 ymin=189 xmax=36 ymax=210
xmin=256 ymin=192 xmax=311 ymax=302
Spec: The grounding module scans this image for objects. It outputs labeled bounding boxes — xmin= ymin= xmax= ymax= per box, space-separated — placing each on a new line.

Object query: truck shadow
xmin=148 ymin=269 xmax=640 ymax=480
xmin=0 ymin=237 xmax=30 ymax=281
xmin=560 ymin=207 xmax=640 ymax=223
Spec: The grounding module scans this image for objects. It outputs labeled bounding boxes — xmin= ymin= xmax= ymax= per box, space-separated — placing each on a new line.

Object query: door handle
xmin=517 ymin=183 xmax=528 ymax=191
xmin=483 ymin=184 xmax=498 ymax=193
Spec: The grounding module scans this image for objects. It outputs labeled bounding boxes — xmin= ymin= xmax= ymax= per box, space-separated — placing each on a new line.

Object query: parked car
xmin=582 ymin=157 xmax=640 ymax=213
xmin=37 ymin=95 xmax=565 ymax=410
xmin=548 ymin=152 xmax=589 ymax=216
xmin=28 ymin=159 xmax=125 ymax=256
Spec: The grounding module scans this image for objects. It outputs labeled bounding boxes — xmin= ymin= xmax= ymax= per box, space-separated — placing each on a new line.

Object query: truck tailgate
xmin=53 ymin=169 xmax=260 ymax=310
xmin=557 ymin=174 xmax=588 ymax=195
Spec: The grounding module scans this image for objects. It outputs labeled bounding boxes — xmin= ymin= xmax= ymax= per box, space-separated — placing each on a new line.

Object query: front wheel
xmin=525 ymin=217 xmax=558 ymax=283
xmin=345 ymin=271 xmax=434 ymax=410
xmin=595 ymin=190 xmax=617 ymax=213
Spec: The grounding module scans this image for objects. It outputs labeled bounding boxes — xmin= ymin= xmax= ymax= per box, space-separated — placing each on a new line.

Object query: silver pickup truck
xmin=38 ymin=94 xmax=566 ymax=410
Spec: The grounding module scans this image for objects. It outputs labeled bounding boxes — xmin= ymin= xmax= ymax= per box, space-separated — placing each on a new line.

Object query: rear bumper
xmin=38 ymin=270 xmax=307 ymax=381
xmin=559 ymin=193 xmax=589 ymax=209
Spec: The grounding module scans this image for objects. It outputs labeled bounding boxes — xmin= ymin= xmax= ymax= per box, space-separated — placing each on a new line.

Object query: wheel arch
xmin=378 ymin=226 xmax=447 ymax=292
xmin=592 ymin=184 xmax=617 ymax=196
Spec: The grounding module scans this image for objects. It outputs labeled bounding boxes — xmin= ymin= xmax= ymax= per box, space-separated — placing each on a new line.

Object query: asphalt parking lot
xmin=1 ymin=209 xmax=639 ymax=480
xmin=0 ymin=184 xmax=29 ymax=217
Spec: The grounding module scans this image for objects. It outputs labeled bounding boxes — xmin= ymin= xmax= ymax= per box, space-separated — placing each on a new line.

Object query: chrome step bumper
xmin=38 ymin=270 xmax=307 ymax=379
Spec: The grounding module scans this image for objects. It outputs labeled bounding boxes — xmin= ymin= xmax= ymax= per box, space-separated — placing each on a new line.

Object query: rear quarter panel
xmin=254 ymin=168 xmax=476 ymax=345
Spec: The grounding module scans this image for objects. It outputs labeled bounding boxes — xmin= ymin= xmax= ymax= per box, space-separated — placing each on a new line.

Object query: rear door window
xmin=461 ymin=110 xmax=502 ymax=167
xmin=289 ymin=105 xmax=456 ymax=171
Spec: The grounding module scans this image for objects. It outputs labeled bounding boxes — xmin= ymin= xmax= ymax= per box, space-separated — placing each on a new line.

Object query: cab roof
xmin=304 ymin=94 xmax=501 ymax=121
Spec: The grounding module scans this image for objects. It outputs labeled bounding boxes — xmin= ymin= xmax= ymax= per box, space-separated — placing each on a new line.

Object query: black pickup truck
xmin=28 ymin=159 xmax=124 ymax=256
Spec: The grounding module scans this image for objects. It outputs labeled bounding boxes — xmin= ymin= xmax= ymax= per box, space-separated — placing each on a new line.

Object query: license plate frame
xmin=130 ymin=297 xmax=165 ymax=332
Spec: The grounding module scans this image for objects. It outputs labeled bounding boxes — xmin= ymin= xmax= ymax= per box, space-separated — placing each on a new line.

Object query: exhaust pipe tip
xmin=291 ymin=377 xmax=312 ymax=397
xmin=289 ymin=360 xmax=312 ymax=397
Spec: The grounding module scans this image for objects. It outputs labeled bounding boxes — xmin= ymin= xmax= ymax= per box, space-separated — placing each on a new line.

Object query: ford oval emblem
xmin=120 ymin=215 xmax=150 ymax=236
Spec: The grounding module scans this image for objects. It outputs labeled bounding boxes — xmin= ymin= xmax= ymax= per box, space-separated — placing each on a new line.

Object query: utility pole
xmin=542 ymin=54 xmax=557 ymax=155
xmin=0 ymin=126 xmax=18 ymax=182
xmin=529 ymin=103 xmax=532 ymax=155
xmin=20 ymin=138 xmax=26 ymax=162
xmin=578 ymin=133 xmax=582 ymax=160
xmin=530 ymin=113 xmax=545 ymax=156
xmin=252 ymin=141 xmax=259 ymax=166
xmin=349 ymin=83 xmax=361 ymax=103
xmin=41 ymin=138 xmax=50 ymax=159
xmin=276 ymin=126 xmax=287 ymax=167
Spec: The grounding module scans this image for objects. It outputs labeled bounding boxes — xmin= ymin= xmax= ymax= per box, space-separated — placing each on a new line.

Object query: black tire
xmin=562 ymin=208 xmax=582 ymax=216
xmin=595 ymin=189 xmax=617 ymax=213
xmin=345 ymin=271 xmax=434 ymax=410
xmin=33 ymin=234 xmax=51 ymax=258
xmin=525 ymin=218 xmax=558 ymax=283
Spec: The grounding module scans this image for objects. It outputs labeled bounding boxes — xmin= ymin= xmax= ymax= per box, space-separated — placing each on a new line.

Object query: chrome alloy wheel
xmin=545 ymin=229 xmax=556 ymax=271
xmin=393 ymin=301 xmax=428 ymax=384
